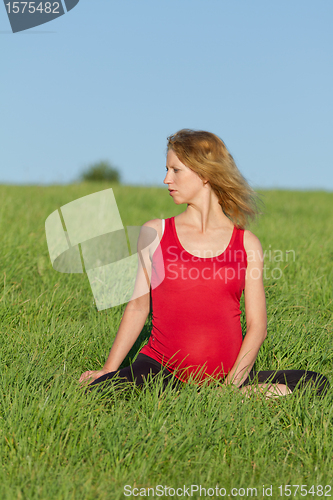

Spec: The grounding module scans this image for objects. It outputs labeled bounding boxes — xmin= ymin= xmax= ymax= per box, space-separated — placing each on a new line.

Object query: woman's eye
xmin=165 ymin=167 xmax=179 ymax=173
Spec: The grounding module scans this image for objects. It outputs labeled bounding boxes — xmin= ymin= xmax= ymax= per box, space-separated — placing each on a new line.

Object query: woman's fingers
xmin=79 ymin=371 xmax=95 ymax=384
xmin=79 ymin=369 xmax=109 ymax=385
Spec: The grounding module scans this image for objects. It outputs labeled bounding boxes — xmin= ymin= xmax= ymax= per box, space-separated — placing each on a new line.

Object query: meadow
xmin=0 ymin=183 xmax=332 ymax=500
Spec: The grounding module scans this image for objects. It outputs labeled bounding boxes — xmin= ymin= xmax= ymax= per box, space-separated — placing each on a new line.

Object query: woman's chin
xmin=169 ymin=192 xmax=185 ymax=205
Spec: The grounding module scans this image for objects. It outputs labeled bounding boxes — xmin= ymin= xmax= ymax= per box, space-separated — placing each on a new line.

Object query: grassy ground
xmin=0 ymin=183 xmax=332 ymax=500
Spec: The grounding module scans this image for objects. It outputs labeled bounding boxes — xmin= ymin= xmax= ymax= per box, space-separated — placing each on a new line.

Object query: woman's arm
xmin=224 ymin=230 xmax=267 ymax=387
xmin=79 ymin=219 xmax=162 ymax=384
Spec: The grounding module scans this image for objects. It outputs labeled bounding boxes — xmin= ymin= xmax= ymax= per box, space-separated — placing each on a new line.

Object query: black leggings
xmin=88 ymin=353 xmax=330 ymax=397
xmin=241 ymin=369 xmax=329 ymax=395
xmin=88 ymin=354 xmax=180 ymax=393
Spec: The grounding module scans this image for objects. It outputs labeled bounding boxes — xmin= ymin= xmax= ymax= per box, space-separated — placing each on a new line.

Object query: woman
xmin=79 ymin=129 xmax=329 ymax=398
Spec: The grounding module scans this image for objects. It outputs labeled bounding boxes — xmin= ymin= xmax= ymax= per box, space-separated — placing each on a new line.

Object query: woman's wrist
xmin=102 ymin=363 xmax=117 ymax=374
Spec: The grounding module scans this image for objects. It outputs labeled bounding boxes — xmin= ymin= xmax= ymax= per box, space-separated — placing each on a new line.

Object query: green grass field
xmin=0 ymin=183 xmax=332 ymax=500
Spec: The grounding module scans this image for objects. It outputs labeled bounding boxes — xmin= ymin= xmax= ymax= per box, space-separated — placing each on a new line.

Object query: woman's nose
xmin=163 ymin=171 xmax=171 ymax=184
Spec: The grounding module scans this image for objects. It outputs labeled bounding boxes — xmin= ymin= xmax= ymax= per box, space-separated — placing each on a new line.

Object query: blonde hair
xmin=167 ymin=129 xmax=260 ymax=228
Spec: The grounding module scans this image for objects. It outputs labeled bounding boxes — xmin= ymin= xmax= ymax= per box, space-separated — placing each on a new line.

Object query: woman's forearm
xmin=224 ymin=326 xmax=267 ymax=387
xmin=102 ymin=297 xmax=150 ymax=373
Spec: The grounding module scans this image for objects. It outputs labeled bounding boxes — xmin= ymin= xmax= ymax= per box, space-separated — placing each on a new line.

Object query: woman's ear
xmin=199 ymin=172 xmax=209 ymax=186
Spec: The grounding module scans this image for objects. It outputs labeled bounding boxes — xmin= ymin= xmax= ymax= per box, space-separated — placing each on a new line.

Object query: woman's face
xmin=164 ymin=149 xmax=206 ymax=205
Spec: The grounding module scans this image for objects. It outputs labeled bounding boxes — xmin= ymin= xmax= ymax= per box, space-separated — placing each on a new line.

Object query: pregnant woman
xmin=79 ymin=129 xmax=329 ymax=398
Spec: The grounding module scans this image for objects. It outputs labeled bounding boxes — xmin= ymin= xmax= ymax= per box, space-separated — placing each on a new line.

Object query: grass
xmin=0 ymin=183 xmax=332 ymax=499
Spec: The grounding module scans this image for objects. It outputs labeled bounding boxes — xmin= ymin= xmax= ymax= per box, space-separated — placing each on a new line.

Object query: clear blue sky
xmin=1 ymin=0 xmax=333 ymax=189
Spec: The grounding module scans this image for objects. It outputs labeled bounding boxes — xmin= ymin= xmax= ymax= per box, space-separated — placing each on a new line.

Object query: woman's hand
xmin=79 ymin=369 xmax=109 ymax=386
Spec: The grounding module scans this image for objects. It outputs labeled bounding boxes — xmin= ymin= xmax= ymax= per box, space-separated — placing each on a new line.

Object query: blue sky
xmin=1 ymin=0 xmax=333 ymax=189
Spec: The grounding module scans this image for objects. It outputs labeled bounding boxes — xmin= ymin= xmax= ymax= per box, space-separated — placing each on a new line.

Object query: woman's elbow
xmin=126 ymin=294 xmax=150 ymax=314
xmin=258 ymin=320 xmax=268 ymax=341
xmin=246 ymin=321 xmax=267 ymax=344
xmin=262 ymin=327 xmax=268 ymax=342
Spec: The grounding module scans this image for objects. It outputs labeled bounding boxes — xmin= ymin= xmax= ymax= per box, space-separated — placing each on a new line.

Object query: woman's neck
xmin=178 ymin=189 xmax=232 ymax=233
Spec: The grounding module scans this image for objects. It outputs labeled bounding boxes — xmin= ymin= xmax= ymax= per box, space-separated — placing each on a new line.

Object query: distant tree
xmin=80 ymin=160 xmax=121 ymax=183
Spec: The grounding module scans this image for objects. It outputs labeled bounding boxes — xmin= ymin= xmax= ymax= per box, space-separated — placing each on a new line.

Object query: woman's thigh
xmin=241 ymin=370 xmax=329 ymax=396
xmin=87 ymin=353 xmax=177 ymax=392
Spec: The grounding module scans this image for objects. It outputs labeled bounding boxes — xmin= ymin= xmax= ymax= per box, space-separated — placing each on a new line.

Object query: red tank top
xmin=140 ymin=217 xmax=247 ymax=383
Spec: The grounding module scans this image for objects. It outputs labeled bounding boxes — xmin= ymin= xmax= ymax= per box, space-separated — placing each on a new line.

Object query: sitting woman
xmin=79 ymin=129 xmax=329 ymax=398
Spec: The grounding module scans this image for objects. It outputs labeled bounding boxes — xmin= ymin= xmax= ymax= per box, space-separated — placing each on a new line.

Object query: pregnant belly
xmin=152 ymin=324 xmax=243 ymax=383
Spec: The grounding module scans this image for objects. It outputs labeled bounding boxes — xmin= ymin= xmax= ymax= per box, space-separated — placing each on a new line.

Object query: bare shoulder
xmin=142 ymin=218 xmax=163 ymax=240
xmin=243 ymin=230 xmax=263 ymax=260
